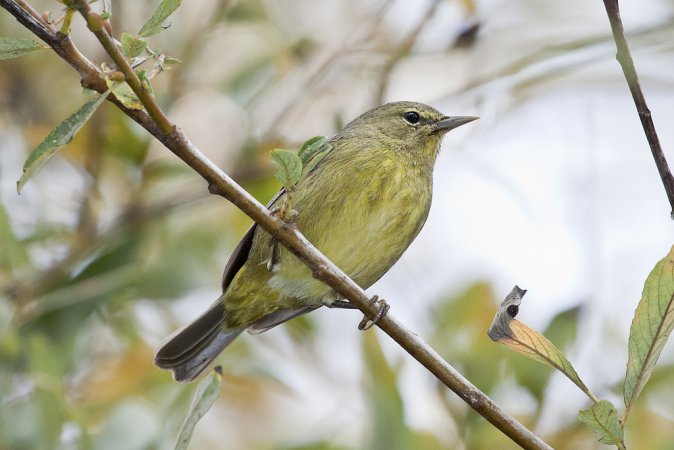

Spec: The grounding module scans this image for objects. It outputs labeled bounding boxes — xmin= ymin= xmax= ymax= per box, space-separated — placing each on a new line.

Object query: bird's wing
xmin=220 ymin=189 xmax=284 ymax=291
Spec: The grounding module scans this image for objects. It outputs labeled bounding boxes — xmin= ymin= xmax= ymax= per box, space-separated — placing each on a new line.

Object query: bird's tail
xmin=154 ymin=299 xmax=243 ymax=382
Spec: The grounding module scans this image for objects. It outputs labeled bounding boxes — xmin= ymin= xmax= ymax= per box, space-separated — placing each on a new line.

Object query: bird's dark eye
xmin=403 ymin=111 xmax=420 ymax=125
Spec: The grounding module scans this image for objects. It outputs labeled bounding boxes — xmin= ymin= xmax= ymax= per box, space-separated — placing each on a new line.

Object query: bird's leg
xmin=326 ymin=299 xmax=358 ymax=309
xmin=266 ymin=238 xmax=280 ymax=272
xmin=266 ymin=206 xmax=299 ymax=272
xmin=357 ymin=295 xmax=390 ymax=331
xmin=324 ymin=297 xmax=390 ymax=330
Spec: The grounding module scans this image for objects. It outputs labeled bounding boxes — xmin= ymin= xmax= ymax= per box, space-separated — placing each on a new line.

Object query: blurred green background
xmin=2 ymin=0 xmax=674 ymax=449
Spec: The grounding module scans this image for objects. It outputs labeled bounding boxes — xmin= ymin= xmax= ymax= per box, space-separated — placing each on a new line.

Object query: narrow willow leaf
xmin=17 ymin=91 xmax=109 ymax=193
xmin=578 ymin=400 xmax=625 ymax=447
xmin=164 ymin=56 xmax=182 ymax=65
xmin=489 ymin=286 xmax=592 ymax=397
xmin=174 ymin=367 xmax=222 ymax=450
xmin=138 ymin=0 xmax=182 ymax=37
xmin=120 ymin=32 xmax=147 ymax=59
xmin=624 ymin=246 xmax=674 ymax=414
xmin=0 ymin=36 xmax=44 ymax=60
xmin=297 ymin=135 xmax=327 ymax=164
xmin=270 ymin=149 xmax=302 ymax=188
xmin=362 ymin=332 xmax=407 ymax=448
xmin=104 ymin=78 xmax=143 ymax=110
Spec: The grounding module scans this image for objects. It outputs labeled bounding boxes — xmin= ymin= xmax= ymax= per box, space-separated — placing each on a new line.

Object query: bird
xmin=155 ymin=101 xmax=477 ymax=382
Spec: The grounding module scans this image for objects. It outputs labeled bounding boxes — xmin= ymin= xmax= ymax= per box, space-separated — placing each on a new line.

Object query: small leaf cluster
xmin=270 ymin=135 xmax=328 ymax=190
xmin=6 ymin=0 xmax=182 ymax=193
xmin=269 ymin=136 xmax=327 ymax=221
xmin=490 ymin=246 xmax=674 ymax=449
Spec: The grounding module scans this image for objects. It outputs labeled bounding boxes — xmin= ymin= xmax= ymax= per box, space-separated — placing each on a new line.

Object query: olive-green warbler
xmin=155 ymin=101 xmax=476 ymax=382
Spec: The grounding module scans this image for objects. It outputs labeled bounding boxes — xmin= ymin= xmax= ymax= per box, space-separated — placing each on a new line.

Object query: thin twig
xmin=14 ymin=0 xmax=51 ymax=29
xmin=602 ymin=0 xmax=674 ymax=219
xmin=375 ymin=0 xmax=442 ymax=104
xmin=256 ymin=0 xmax=396 ymax=139
xmin=2 ymin=1 xmax=552 ymax=448
xmin=74 ymin=4 xmax=174 ymax=135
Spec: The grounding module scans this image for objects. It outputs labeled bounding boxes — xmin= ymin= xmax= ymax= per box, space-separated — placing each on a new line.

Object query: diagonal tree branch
xmin=602 ymin=0 xmax=674 ymax=219
xmin=2 ymin=1 xmax=552 ymax=448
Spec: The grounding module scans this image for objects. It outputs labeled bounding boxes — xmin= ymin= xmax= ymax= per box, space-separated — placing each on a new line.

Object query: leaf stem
xmin=60 ymin=7 xmax=74 ymax=34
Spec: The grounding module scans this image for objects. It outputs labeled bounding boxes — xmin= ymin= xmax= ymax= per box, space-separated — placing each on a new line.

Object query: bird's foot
xmin=358 ymin=295 xmax=390 ymax=331
xmin=327 ymin=299 xmax=358 ymax=309
xmin=270 ymin=204 xmax=298 ymax=223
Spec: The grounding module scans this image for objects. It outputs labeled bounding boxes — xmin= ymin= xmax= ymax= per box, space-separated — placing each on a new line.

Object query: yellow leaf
xmin=105 ymin=78 xmax=144 ymax=111
xmin=489 ymin=286 xmax=593 ymax=400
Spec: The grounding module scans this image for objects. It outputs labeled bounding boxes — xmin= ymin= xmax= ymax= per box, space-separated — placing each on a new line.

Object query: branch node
xmin=85 ymin=11 xmax=103 ymax=32
xmin=312 ymin=264 xmax=327 ymax=279
xmin=208 ymin=183 xmax=224 ymax=196
xmin=281 ymin=220 xmax=298 ymax=232
xmin=108 ymin=71 xmax=125 ymax=82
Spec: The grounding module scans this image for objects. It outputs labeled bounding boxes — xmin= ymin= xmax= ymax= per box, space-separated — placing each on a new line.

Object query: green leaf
xmin=624 ymin=245 xmax=674 ymax=416
xmin=138 ymin=0 xmax=182 ymax=37
xmin=101 ymin=0 xmax=112 ymax=18
xmin=174 ymin=367 xmax=222 ymax=450
xmin=302 ymin=149 xmax=331 ymax=182
xmin=362 ymin=332 xmax=408 ymax=449
xmin=17 ymin=91 xmax=109 ymax=193
xmin=578 ymin=400 xmax=625 ymax=447
xmin=270 ymin=149 xmax=302 ymax=188
xmin=120 ymin=33 xmax=147 ymax=59
xmin=164 ymin=56 xmax=182 ymax=65
xmin=297 ymin=135 xmax=327 ymax=164
xmin=297 ymin=136 xmax=329 ymax=180
xmin=0 ymin=36 xmax=44 ymax=60
xmin=105 ymin=78 xmax=143 ymax=110
xmin=489 ymin=286 xmax=592 ymax=398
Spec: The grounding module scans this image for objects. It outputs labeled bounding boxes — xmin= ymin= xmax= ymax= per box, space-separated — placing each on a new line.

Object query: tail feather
xmin=247 ymin=306 xmax=316 ymax=335
xmin=154 ymin=299 xmax=243 ymax=382
xmin=155 ymin=299 xmax=320 ymax=382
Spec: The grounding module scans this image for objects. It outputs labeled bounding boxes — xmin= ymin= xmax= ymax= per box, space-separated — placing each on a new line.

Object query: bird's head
xmin=338 ymin=101 xmax=477 ymax=163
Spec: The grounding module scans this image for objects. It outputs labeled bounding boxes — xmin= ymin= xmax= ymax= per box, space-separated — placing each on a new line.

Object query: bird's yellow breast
xmin=263 ymin=149 xmax=433 ymax=305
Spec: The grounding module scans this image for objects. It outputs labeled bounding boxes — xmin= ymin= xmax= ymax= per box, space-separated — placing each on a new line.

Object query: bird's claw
xmin=358 ymin=295 xmax=390 ymax=331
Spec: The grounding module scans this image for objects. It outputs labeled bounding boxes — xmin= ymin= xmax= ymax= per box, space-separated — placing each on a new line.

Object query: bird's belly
xmin=323 ymin=205 xmax=421 ymax=283
xmin=267 ymin=190 xmax=430 ymax=305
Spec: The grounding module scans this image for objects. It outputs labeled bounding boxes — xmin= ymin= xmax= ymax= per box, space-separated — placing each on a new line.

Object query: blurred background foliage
xmin=1 ymin=0 xmax=674 ymax=449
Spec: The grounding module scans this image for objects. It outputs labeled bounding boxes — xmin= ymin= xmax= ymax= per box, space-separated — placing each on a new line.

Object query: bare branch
xmin=2 ymin=1 xmax=552 ymax=448
xmin=602 ymin=0 xmax=674 ymax=219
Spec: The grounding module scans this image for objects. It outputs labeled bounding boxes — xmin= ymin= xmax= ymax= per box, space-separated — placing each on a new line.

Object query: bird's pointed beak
xmin=433 ymin=116 xmax=478 ymax=133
